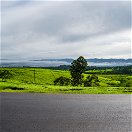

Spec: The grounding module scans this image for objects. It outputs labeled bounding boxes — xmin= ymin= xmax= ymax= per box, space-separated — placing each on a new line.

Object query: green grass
xmin=0 ymin=67 xmax=131 ymax=94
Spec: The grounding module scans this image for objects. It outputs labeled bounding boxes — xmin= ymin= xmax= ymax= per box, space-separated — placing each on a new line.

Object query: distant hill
xmin=31 ymin=58 xmax=73 ymax=63
xmin=31 ymin=58 xmax=132 ymax=63
xmin=30 ymin=58 xmax=132 ymax=66
xmin=86 ymin=58 xmax=132 ymax=63
xmin=0 ymin=58 xmax=132 ymax=67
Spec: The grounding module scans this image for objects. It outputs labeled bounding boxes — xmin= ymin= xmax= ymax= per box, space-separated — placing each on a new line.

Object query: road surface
xmin=0 ymin=93 xmax=131 ymax=132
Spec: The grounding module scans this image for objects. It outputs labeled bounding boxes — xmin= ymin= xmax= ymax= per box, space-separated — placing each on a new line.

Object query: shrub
xmin=84 ymin=74 xmax=99 ymax=87
xmin=54 ymin=76 xmax=71 ymax=86
xmin=0 ymin=70 xmax=13 ymax=81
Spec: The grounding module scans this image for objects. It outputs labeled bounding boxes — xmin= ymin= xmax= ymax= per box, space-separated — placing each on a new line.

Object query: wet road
xmin=0 ymin=93 xmax=131 ymax=132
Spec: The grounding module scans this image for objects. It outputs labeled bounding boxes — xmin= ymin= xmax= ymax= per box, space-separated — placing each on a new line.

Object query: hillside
xmin=0 ymin=68 xmax=131 ymax=93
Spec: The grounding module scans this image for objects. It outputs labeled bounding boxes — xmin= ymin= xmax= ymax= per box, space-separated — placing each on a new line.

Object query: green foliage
xmin=119 ymin=78 xmax=132 ymax=87
xmin=84 ymin=74 xmax=99 ymax=87
xmin=112 ymin=66 xmax=132 ymax=74
xmin=0 ymin=67 xmax=131 ymax=94
xmin=85 ymin=65 xmax=132 ymax=75
xmin=0 ymin=81 xmax=131 ymax=94
xmin=54 ymin=76 xmax=71 ymax=86
xmin=70 ymin=56 xmax=87 ymax=86
xmin=0 ymin=70 xmax=13 ymax=81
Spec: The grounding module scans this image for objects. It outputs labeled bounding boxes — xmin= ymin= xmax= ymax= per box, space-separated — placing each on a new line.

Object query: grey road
xmin=0 ymin=93 xmax=131 ymax=132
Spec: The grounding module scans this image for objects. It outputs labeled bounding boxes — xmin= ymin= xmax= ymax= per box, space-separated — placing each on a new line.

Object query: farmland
xmin=0 ymin=67 xmax=132 ymax=94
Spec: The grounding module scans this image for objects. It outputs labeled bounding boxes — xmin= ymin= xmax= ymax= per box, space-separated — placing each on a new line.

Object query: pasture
xmin=0 ymin=67 xmax=131 ymax=93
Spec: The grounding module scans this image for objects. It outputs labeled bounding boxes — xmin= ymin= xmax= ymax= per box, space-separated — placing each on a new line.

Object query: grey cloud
xmin=1 ymin=1 xmax=131 ymax=59
xmin=2 ymin=1 xmax=131 ymax=37
xmin=37 ymin=1 xmax=131 ymax=43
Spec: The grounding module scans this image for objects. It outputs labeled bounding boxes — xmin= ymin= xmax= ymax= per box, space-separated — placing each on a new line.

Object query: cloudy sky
xmin=1 ymin=0 xmax=131 ymax=60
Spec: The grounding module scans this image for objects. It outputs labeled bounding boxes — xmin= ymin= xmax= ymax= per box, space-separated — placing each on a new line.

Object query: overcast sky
xmin=1 ymin=0 xmax=131 ymax=60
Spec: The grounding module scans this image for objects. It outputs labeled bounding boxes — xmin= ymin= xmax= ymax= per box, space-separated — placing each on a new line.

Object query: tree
xmin=70 ymin=56 xmax=87 ymax=86
xmin=0 ymin=70 xmax=12 ymax=81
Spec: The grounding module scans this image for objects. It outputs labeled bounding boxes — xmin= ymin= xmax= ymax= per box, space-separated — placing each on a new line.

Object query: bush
xmin=119 ymin=78 xmax=132 ymax=87
xmin=54 ymin=76 xmax=71 ymax=86
xmin=84 ymin=74 xmax=99 ymax=87
xmin=0 ymin=70 xmax=13 ymax=81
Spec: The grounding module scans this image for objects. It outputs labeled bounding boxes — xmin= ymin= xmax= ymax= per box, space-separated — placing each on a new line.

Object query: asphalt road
xmin=0 ymin=93 xmax=131 ymax=132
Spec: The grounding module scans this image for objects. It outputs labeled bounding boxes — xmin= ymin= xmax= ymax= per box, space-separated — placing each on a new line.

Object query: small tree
xmin=0 ymin=70 xmax=12 ymax=81
xmin=70 ymin=56 xmax=87 ymax=86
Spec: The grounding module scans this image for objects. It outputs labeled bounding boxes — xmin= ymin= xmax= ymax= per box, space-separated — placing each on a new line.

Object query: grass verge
xmin=0 ymin=81 xmax=131 ymax=94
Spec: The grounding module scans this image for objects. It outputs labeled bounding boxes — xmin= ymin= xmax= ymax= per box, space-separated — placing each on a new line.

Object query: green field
xmin=0 ymin=67 xmax=132 ymax=94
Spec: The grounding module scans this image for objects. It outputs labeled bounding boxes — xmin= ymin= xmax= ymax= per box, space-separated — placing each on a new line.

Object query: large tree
xmin=70 ymin=56 xmax=87 ymax=86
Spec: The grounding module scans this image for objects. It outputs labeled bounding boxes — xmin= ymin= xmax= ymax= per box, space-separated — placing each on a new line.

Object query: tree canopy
xmin=70 ymin=56 xmax=87 ymax=86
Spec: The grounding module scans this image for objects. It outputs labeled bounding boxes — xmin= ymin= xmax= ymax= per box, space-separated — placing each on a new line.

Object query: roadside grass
xmin=0 ymin=81 xmax=131 ymax=94
xmin=0 ymin=67 xmax=131 ymax=94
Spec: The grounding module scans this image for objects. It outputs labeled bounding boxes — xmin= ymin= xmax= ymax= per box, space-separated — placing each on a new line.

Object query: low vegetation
xmin=54 ymin=76 xmax=71 ymax=86
xmin=0 ymin=56 xmax=131 ymax=94
xmin=0 ymin=67 xmax=131 ymax=94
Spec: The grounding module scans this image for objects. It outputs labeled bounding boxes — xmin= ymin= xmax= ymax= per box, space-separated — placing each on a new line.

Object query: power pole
xmin=31 ymin=69 xmax=35 ymax=83
xmin=33 ymin=69 xmax=35 ymax=83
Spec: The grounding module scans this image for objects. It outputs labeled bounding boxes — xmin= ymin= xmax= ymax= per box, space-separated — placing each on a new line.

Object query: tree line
xmin=46 ymin=65 xmax=132 ymax=75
